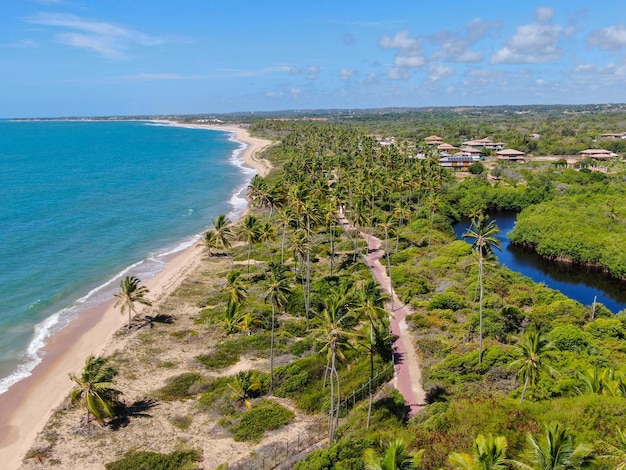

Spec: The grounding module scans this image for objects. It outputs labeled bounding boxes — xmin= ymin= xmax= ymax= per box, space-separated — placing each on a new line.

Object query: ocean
xmin=0 ymin=120 xmax=253 ymax=393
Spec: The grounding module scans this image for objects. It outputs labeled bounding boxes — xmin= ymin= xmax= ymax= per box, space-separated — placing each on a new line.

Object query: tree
xmin=510 ymin=329 xmax=556 ymax=403
xmin=238 ymin=214 xmax=260 ymax=275
xmin=314 ymin=291 xmax=358 ymax=445
xmin=364 ymin=438 xmax=422 ymax=470
xmin=264 ymin=262 xmax=292 ymax=393
xmin=69 ymin=355 xmax=122 ymax=425
xmin=598 ymin=426 xmax=626 ymax=469
xmin=212 ymin=213 xmax=233 ymax=255
xmin=355 ymin=279 xmax=389 ymax=428
xmin=228 ymin=371 xmax=262 ymax=410
xmin=511 ymin=422 xmax=597 ymax=470
xmin=224 ymin=269 xmax=247 ymax=306
xmin=463 ymin=215 xmax=501 ymax=364
xmin=113 ymin=276 xmax=152 ymax=330
xmin=448 ymin=434 xmax=509 ymax=470
xmin=197 ymin=230 xmax=218 ymax=257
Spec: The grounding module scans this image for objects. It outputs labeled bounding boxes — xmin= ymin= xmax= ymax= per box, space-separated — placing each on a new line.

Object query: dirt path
xmin=338 ymin=215 xmax=426 ymax=417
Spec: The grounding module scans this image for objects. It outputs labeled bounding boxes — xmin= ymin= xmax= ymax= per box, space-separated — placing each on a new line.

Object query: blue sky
xmin=3 ymin=1 xmax=626 ymax=117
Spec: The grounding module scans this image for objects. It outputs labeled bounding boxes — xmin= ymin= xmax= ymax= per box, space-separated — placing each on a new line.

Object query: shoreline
xmin=0 ymin=123 xmax=273 ymax=469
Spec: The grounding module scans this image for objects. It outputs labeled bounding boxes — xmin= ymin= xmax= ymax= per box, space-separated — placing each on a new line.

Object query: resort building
xmin=438 ymin=153 xmax=479 ymax=171
xmin=424 ymin=135 xmax=444 ymax=146
xmin=462 ymin=138 xmax=505 ymax=150
xmin=458 ymin=146 xmax=483 ymax=158
xmin=599 ymin=132 xmax=626 ymax=140
xmin=496 ymin=148 xmax=526 ymax=163
xmin=580 ymin=149 xmax=619 ymax=160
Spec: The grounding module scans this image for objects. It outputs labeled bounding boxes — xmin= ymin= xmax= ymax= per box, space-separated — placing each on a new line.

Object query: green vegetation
xmin=104 ymin=449 xmax=201 ymax=470
xmin=228 ymin=399 xmax=295 ymax=441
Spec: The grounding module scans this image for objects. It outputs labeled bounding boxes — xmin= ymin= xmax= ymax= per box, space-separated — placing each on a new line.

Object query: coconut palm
xmin=355 ymin=279 xmax=389 ymax=428
xmin=69 ymin=355 xmax=122 ymax=425
xmin=448 ymin=434 xmax=509 ymax=470
xmin=228 ymin=371 xmax=262 ymax=410
xmin=238 ymin=214 xmax=260 ymax=275
xmin=224 ymin=269 xmax=247 ymax=306
xmin=510 ymin=422 xmax=597 ymax=470
xmin=598 ymin=426 xmax=626 ymax=469
xmin=264 ymin=262 xmax=292 ymax=393
xmin=364 ymin=438 xmax=422 ymax=470
xmin=314 ymin=291 xmax=358 ymax=445
xmin=197 ymin=230 xmax=218 ymax=257
xmin=212 ymin=213 xmax=233 ymax=255
xmin=113 ymin=275 xmax=152 ymax=330
xmin=463 ymin=215 xmax=501 ymax=364
xmin=510 ymin=329 xmax=556 ymax=403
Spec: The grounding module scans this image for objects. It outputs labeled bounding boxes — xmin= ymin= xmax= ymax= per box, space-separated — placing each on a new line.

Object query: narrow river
xmin=453 ymin=212 xmax=626 ymax=314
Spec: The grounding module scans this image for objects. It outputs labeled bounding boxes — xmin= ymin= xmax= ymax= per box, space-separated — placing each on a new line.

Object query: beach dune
xmin=0 ymin=123 xmax=272 ymax=469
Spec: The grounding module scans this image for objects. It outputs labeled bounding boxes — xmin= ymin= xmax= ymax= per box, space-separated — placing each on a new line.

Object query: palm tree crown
xmin=113 ymin=275 xmax=152 ymax=330
xmin=69 ymin=355 xmax=122 ymax=425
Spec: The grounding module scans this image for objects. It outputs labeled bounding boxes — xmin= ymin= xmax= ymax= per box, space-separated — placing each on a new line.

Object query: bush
xmin=154 ymin=372 xmax=207 ymax=401
xmin=105 ymin=449 xmax=201 ymax=470
xmin=230 ymin=400 xmax=295 ymax=441
xmin=468 ymin=161 xmax=486 ymax=174
xmin=584 ymin=317 xmax=625 ymax=339
xmin=427 ymin=291 xmax=466 ymax=311
xmin=548 ymin=324 xmax=592 ymax=352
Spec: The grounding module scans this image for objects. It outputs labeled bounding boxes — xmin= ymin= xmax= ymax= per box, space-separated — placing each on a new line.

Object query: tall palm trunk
xmin=478 ymin=256 xmax=484 ymax=364
xmin=270 ymin=303 xmax=276 ymax=393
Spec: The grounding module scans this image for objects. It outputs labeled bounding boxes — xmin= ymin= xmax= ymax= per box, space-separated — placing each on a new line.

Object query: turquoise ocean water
xmin=0 ymin=120 xmax=252 ymax=393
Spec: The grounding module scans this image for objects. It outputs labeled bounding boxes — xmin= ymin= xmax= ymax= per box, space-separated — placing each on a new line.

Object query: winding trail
xmin=338 ymin=215 xmax=426 ymax=417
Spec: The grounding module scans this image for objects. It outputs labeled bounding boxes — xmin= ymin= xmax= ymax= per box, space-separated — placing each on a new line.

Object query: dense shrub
xmin=229 ymin=400 xmax=295 ymax=441
xmin=105 ymin=449 xmax=201 ymax=470
xmin=427 ymin=291 xmax=466 ymax=311
xmin=154 ymin=372 xmax=208 ymax=401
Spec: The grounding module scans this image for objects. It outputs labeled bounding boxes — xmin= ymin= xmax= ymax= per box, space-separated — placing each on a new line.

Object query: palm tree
xmin=212 ymin=213 xmax=233 ymax=255
xmin=364 ymin=438 xmax=422 ymax=470
xmin=598 ymin=426 xmax=626 ymax=469
xmin=238 ymin=214 xmax=260 ymax=275
xmin=69 ymin=355 xmax=122 ymax=425
xmin=463 ymin=215 xmax=501 ymax=364
xmin=448 ymin=434 xmax=509 ymax=470
xmin=197 ymin=230 xmax=218 ymax=257
xmin=355 ymin=279 xmax=389 ymax=428
xmin=258 ymin=220 xmax=276 ymax=258
xmin=510 ymin=329 xmax=556 ymax=403
xmin=264 ymin=262 xmax=292 ymax=393
xmin=315 ymin=291 xmax=358 ymax=445
xmin=113 ymin=275 xmax=152 ymax=330
xmin=378 ymin=213 xmax=397 ymax=308
xmin=510 ymin=422 xmax=597 ymax=470
xmin=224 ymin=269 xmax=247 ymax=306
xmin=228 ymin=371 xmax=262 ymax=410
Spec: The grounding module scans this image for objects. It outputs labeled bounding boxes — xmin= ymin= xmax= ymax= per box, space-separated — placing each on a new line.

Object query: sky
xmin=3 ymin=1 xmax=626 ymax=118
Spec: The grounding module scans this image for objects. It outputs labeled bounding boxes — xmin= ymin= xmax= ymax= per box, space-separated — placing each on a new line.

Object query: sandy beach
xmin=0 ymin=123 xmax=273 ymax=469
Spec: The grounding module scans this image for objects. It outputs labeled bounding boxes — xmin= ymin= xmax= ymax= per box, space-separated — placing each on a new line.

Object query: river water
xmin=453 ymin=212 xmax=626 ymax=314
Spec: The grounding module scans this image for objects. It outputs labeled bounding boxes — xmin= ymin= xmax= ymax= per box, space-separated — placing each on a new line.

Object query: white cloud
xmin=588 ymin=24 xmax=626 ymax=51
xmin=379 ymin=30 xmax=421 ymax=50
xmin=290 ymin=87 xmax=303 ymax=97
xmin=25 ymin=12 xmax=164 ymax=59
xmin=490 ymin=8 xmax=563 ymax=64
xmin=339 ymin=68 xmax=355 ymax=82
xmin=428 ymin=63 xmax=454 ymax=81
xmin=388 ymin=67 xmax=409 ymax=80
xmin=290 ymin=65 xmax=320 ymax=80
xmin=430 ymin=18 xmax=500 ymax=63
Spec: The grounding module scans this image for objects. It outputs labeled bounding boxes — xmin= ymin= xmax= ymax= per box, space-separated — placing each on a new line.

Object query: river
xmin=453 ymin=212 xmax=626 ymax=314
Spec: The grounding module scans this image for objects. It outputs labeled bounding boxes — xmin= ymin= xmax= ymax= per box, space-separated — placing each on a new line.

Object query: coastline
xmin=0 ymin=123 xmax=273 ymax=469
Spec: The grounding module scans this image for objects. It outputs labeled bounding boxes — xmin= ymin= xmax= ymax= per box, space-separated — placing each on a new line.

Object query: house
xmin=599 ymin=133 xmax=626 ymax=140
xmin=496 ymin=149 xmax=526 ymax=163
xmin=437 ymin=143 xmax=458 ymax=152
xmin=424 ymin=135 xmax=444 ymax=146
xmin=462 ymin=138 xmax=505 ymax=150
xmin=438 ymin=153 xmax=479 ymax=171
xmin=580 ymin=149 xmax=618 ymax=160
xmin=458 ymin=146 xmax=483 ymax=158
